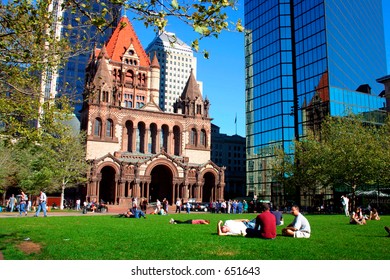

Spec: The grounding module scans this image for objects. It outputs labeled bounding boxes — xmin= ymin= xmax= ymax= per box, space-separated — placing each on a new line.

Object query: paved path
xmin=0 ymin=211 xmax=115 ymax=218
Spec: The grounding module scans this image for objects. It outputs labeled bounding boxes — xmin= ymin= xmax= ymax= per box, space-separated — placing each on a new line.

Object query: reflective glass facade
xmin=57 ymin=1 xmax=120 ymax=116
xmin=245 ymin=0 xmax=387 ymax=199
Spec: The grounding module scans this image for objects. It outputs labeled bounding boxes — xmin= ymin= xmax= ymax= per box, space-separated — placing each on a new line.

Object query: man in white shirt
xmin=34 ymin=191 xmax=47 ymax=217
xmin=282 ymin=205 xmax=311 ymax=238
xmin=341 ymin=195 xmax=349 ymax=216
xmin=175 ymin=198 xmax=181 ymax=213
xmin=217 ymin=219 xmax=256 ymax=236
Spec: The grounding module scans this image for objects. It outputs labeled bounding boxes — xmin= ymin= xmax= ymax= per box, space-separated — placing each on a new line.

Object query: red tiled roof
xmin=105 ymin=16 xmax=150 ymax=67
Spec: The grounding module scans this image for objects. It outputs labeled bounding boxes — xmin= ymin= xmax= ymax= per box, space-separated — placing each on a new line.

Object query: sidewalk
xmin=0 ymin=211 xmax=114 ymax=218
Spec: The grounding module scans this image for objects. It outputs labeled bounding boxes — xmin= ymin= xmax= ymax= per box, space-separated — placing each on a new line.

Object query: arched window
xmin=106 ymin=119 xmax=113 ymax=138
xmin=94 ymin=118 xmax=102 ymax=137
xmin=125 ymin=121 xmax=133 ymax=152
xmin=136 ymin=122 xmax=145 ymax=153
xmin=126 ymin=70 xmax=134 ymax=84
xmin=173 ymin=126 xmax=181 ymax=156
xmin=190 ymin=128 xmax=197 ymax=146
xmin=161 ymin=125 xmax=169 ymax=152
xmin=200 ymin=129 xmax=206 ymax=146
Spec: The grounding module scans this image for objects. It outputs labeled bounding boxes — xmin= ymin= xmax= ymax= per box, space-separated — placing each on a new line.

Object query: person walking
xmin=175 ymin=198 xmax=181 ymax=213
xmin=34 ymin=191 xmax=47 ymax=217
xmin=19 ymin=191 xmax=28 ymax=216
xmin=341 ymin=195 xmax=349 ymax=216
xmin=75 ymin=198 xmax=81 ymax=211
xmin=9 ymin=194 xmax=16 ymax=213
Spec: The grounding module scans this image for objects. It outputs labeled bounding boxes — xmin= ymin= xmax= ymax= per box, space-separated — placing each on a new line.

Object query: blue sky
xmin=129 ymin=1 xmax=390 ymax=137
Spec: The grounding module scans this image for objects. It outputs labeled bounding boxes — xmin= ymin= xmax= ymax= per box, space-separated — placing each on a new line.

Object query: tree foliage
xmin=0 ymin=0 xmax=242 ymax=196
xmin=272 ymin=114 xmax=390 ymax=208
xmin=62 ymin=0 xmax=243 ymax=58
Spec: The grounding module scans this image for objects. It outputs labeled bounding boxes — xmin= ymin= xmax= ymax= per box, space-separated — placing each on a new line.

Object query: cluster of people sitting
xmin=83 ymin=199 xmax=108 ymax=213
xmin=170 ymin=203 xmax=311 ymax=239
xmin=349 ymin=207 xmax=380 ymax=225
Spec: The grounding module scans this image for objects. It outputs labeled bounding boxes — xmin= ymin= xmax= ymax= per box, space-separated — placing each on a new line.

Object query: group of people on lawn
xmin=170 ymin=203 xmax=311 ymax=239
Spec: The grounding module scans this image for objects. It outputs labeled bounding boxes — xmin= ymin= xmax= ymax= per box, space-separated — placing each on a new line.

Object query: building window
xmin=94 ymin=118 xmax=102 ymax=137
xmin=190 ymin=128 xmax=197 ymax=146
xmin=102 ymin=91 xmax=109 ymax=102
xmin=200 ymin=129 xmax=206 ymax=146
xmin=106 ymin=119 xmax=113 ymax=138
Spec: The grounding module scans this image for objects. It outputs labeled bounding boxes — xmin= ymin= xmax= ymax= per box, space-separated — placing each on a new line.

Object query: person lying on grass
xmin=118 ymin=208 xmax=147 ymax=219
xmin=169 ymin=218 xmax=210 ymax=224
xmin=217 ymin=219 xmax=256 ymax=236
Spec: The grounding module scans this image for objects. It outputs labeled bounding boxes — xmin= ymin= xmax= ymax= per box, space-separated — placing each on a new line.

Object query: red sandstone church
xmin=80 ymin=16 xmax=225 ymax=206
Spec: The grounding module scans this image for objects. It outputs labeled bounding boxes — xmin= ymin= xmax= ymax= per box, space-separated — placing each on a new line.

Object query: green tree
xmin=272 ymin=114 xmax=390 ymax=209
xmin=0 ymin=140 xmax=18 ymax=203
xmin=44 ymin=131 xmax=89 ymax=210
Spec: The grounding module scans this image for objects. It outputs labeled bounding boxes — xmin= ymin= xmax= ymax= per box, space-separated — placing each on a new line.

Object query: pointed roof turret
xmin=105 ymin=16 xmax=150 ymax=67
xmin=93 ymin=57 xmax=112 ymax=88
xmin=181 ymin=69 xmax=202 ymax=101
xmin=151 ymin=51 xmax=160 ymax=68
xmin=97 ymin=44 xmax=109 ymax=60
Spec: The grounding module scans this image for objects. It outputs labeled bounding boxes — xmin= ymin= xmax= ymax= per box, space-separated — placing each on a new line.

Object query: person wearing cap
xmin=282 ymin=205 xmax=311 ymax=238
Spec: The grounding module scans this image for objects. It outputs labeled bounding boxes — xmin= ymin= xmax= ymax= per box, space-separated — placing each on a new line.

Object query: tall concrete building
xmin=145 ymin=31 xmax=200 ymax=113
xmin=244 ymin=0 xmax=388 ymax=201
xmin=80 ymin=17 xmax=225 ymax=206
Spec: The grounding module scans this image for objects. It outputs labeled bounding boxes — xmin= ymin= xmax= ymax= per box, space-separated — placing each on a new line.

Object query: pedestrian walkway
xmin=0 ymin=211 xmax=113 ymax=218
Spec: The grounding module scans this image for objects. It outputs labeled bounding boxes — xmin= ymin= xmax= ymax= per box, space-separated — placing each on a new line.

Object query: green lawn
xmin=0 ymin=213 xmax=389 ymax=260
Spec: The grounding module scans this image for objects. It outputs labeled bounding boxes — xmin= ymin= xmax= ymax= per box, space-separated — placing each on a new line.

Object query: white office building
xmin=146 ymin=31 xmax=202 ymax=112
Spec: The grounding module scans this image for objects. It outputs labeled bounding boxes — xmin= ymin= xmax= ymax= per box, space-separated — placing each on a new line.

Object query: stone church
xmin=80 ymin=16 xmax=225 ymax=206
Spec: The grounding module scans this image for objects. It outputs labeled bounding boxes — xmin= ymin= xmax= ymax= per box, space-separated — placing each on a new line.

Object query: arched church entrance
xmin=149 ymin=165 xmax=173 ymax=204
xmin=203 ymin=172 xmax=216 ymax=202
xmin=99 ymin=166 xmax=116 ymax=204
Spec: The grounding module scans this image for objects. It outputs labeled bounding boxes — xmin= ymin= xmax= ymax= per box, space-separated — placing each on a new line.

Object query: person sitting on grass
xmin=349 ymin=207 xmax=366 ymax=225
xmin=245 ymin=203 xmax=276 ymax=239
xmin=369 ymin=208 xmax=380 ymax=220
xmin=169 ymin=218 xmax=210 ymax=224
xmin=282 ymin=205 xmax=311 ymax=238
xmin=217 ymin=219 xmax=256 ymax=236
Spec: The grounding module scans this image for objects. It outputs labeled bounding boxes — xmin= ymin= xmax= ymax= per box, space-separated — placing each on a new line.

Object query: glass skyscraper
xmin=244 ymin=0 xmax=387 ymax=200
xmin=56 ymin=1 xmax=120 ymax=116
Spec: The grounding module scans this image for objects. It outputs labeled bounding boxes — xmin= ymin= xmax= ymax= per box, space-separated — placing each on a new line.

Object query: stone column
xmin=167 ymin=130 xmax=173 ymax=154
xmin=156 ymin=129 xmax=161 ymax=152
xmin=144 ymin=128 xmax=149 ymax=154
xmin=132 ymin=126 xmax=137 ymax=152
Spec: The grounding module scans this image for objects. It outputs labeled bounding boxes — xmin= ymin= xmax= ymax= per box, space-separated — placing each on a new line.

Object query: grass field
xmin=0 ymin=213 xmax=389 ymax=260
